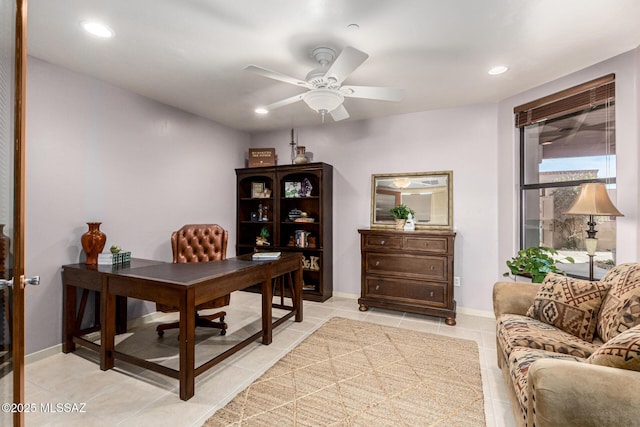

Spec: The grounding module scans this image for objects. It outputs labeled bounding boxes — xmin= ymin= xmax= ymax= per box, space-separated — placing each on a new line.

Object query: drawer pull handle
xmin=430 ymin=266 xmax=435 ymax=271
xmin=375 ymin=261 xmax=380 ymax=266
xmin=380 ymin=240 xmax=385 ymax=245
xmin=376 ymin=285 xmax=380 ymax=290
xmin=429 ymin=291 xmax=434 ymax=297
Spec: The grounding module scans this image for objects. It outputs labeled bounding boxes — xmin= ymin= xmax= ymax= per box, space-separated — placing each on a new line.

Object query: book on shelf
xmin=252 ymin=251 xmax=281 ymax=260
xmin=293 ymin=217 xmax=315 ymax=223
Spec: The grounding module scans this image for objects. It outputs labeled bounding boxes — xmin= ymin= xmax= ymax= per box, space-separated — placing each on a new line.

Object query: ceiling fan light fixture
xmin=302 ymin=89 xmax=344 ymax=114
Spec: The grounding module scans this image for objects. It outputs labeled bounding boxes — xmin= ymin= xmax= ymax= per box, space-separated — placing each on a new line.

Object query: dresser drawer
xmin=362 ymin=234 xmax=403 ymax=250
xmin=404 ymin=236 xmax=449 ymax=254
xmin=365 ymin=253 xmax=447 ymax=281
xmin=365 ymin=277 xmax=446 ymax=306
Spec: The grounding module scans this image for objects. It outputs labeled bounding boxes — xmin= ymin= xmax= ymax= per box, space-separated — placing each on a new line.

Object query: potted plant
xmin=503 ymin=246 xmax=575 ymax=283
xmin=256 ymin=226 xmax=270 ymax=246
xmin=390 ymin=204 xmax=415 ymax=230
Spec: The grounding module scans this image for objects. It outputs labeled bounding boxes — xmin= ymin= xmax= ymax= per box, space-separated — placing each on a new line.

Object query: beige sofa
xmin=493 ymin=263 xmax=640 ymax=427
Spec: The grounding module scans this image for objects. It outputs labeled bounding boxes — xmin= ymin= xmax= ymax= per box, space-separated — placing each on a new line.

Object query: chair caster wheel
xmin=157 ymin=330 xmax=164 ymax=337
xmin=220 ymin=329 xmax=226 ymax=336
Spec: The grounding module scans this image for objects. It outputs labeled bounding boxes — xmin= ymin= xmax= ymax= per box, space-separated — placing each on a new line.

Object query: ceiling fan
xmin=245 ymin=46 xmax=404 ymax=122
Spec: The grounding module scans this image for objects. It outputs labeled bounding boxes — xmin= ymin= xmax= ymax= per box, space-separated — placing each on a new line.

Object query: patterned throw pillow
xmin=526 ymin=273 xmax=611 ymax=342
xmin=588 ymin=324 xmax=640 ymax=371
xmin=597 ymin=263 xmax=640 ymax=341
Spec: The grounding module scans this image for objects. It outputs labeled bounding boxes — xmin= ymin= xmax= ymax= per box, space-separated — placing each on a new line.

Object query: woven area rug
xmin=204 ymin=317 xmax=485 ymax=426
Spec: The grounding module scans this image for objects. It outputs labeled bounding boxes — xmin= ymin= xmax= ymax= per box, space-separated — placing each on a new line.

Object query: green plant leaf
xmin=503 ymin=246 xmax=573 ymax=281
xmin=389 ymin=204 xmax=415 ymax=219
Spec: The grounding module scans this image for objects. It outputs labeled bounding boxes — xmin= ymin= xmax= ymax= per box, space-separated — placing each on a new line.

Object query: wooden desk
xmin=62 ymin=253 xmax=303 ymax=400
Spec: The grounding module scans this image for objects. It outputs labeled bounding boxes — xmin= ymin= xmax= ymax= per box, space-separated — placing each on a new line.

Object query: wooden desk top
xmin=62 ymin=258 xmax=166 ymax=273
xmin=63 ymin=253 xmax=299 ymax=287
xmin=116 ymin=257 xmax=268 ymax=285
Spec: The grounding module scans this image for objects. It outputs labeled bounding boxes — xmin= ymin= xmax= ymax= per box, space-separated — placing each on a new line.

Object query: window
xmin=515 ymin=75 xmax=617 ymax=279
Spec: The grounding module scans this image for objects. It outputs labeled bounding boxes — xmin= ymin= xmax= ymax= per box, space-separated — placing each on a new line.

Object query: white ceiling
xmin=28 ymin=0 xmax=640 ymax=133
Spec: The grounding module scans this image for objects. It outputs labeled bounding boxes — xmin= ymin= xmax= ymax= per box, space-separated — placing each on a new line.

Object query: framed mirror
xmin=370 ymin=171 xmax=453 ymax=229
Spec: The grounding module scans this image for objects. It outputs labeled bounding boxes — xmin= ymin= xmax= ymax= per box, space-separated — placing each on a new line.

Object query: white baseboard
xmin=331 ymin=291 xmax=358 ymax=299
xmin=25 ymin=343 xmax=64 ymax=365
xmin=456 ymin=306 xmax=495 ymax=319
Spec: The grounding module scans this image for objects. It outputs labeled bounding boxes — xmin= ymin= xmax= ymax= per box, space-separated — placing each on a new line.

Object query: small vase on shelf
xmin=293 ymin=146 xmax=310 ymax=164
xmin=81 ymin=222 xmax=107 ymax=265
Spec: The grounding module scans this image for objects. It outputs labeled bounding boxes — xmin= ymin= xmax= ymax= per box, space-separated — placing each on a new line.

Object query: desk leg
xmin=179 ymin=289 xmax=196 ymax=401
xmin=295 ymin=261 xmax=303 ymax=322
xmin=262 ymin=273 xmax=273 ymax=345
xmin=62 ymin=283 xmax=76 ymax=353
xmin=101 ymin=276 xmax=115 ymax=370
xmin=116 ymin=296 xmax=128 ymax=334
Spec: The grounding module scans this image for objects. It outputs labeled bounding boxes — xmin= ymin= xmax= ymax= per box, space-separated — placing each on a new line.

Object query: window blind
xmin=514 ymin=74 xmax=615 ymax=128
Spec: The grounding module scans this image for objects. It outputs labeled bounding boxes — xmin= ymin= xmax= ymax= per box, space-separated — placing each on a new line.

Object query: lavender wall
xmin=25 ymin=57 xmax=249 ymax=354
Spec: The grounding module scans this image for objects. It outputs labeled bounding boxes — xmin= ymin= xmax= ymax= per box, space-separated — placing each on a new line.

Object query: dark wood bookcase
xmin=236 ymin=162 xmax=333 ymax=302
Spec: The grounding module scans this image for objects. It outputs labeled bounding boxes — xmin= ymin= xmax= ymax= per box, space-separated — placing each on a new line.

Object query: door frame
xmin=12 ymin=0 xmax=28 ymax=425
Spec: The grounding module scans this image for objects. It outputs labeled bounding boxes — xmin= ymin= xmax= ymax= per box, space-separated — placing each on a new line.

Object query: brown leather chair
xmin=156 ymin=224 xmax=230 ymax=337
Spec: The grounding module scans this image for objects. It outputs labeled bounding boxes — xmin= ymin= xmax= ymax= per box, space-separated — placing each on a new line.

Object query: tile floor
xmin=7 ymin=292 xmax=517 ymax=426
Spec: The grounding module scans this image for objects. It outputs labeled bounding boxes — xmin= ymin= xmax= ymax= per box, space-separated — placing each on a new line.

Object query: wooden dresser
xmin=358 ymin=228 xmax=457 ymax=325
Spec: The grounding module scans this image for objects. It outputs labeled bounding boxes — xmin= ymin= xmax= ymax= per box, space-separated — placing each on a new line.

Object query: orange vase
xmin=81 ymin=222 xmax=106 ymax=265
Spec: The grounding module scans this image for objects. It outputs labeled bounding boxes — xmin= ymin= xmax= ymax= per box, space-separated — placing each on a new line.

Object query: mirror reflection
xmin=371 ymin=171 xmax=453 ymax=229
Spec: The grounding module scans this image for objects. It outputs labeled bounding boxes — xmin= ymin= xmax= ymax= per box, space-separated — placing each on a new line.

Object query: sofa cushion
xmin=508 ymin=347 xmax=585 ymax=425
xmin=525 ymin=273 xmax=610 ymax=342
xmin=598 ymin=263 xmax=640 ymax=341
xmin=588 ymin=324 xmax=640 ymax=371
xmin=497 ymin=314 xmax=601 ymax=360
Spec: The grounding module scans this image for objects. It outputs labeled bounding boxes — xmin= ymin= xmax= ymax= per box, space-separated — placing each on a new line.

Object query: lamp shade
xmin=565 ymin=183 xmax=623 ymax=216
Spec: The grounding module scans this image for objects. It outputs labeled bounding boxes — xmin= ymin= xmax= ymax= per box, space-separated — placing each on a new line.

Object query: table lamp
xmin=565 ymin=183 xmax=623 ymax=280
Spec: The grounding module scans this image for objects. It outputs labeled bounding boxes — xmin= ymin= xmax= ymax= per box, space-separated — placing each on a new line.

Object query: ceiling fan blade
xmin=261 ymin=93 xmax=305 ymax=111
xmin=330 ymin=104 xmax=350 ymax=121
xmin=244 ymin=65 xmax=311 ymax=88
xmin=341 ymin=85 xmax=404 ymax=102
xmin=324 ymin=46 xmax=369 ymax=85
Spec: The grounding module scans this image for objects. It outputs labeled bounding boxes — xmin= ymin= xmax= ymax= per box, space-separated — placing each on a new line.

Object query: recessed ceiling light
xmin=488 ymin=65 xmax=509 ymax=75
xmin=347 ymin=23 xmax=360 ymax=30
xmin=81 ymin=21 xmax=114 ymax=38
xmin=255 ymin=108 xmax=269 ymax=115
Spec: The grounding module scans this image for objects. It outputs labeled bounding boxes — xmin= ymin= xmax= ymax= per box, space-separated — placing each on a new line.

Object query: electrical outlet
xmin=454 ymin=276 xmax=461 ymax=287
